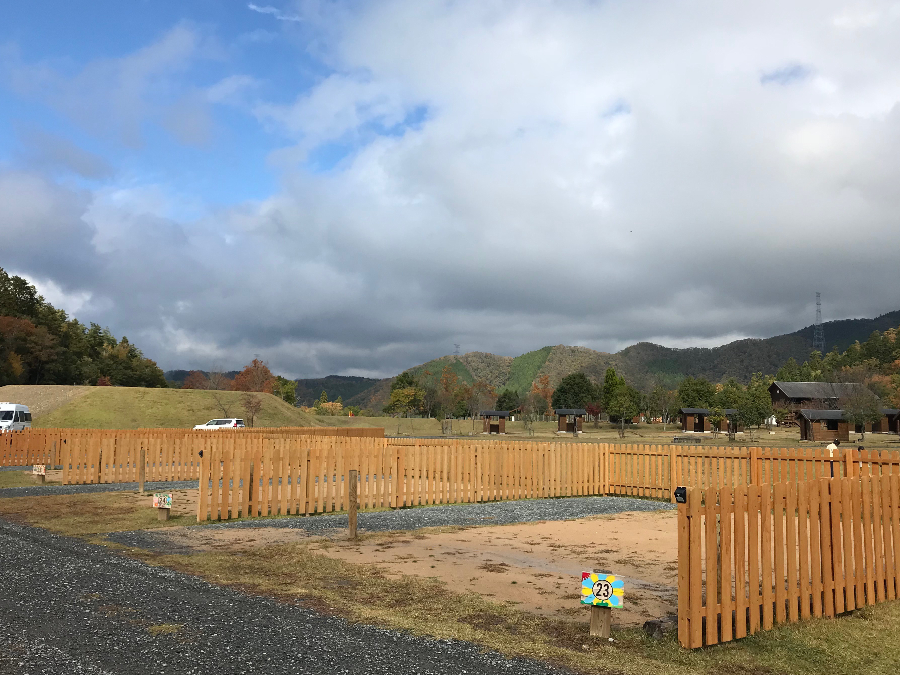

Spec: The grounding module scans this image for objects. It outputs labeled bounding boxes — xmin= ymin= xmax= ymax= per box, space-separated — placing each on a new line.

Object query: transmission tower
xmin=453 ymin=343 xmax=460 ymax=357
xmin=812 ymin=292 xmax=825 ymax=354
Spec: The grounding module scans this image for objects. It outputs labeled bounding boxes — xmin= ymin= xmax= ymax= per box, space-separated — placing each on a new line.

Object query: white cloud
xmin=247 ymin=3 xmax=302 ymax=23
xmin=5 ymin=1 xmax=900 ymax=379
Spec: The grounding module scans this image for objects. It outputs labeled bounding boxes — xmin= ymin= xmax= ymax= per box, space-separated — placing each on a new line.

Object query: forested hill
xmin=0 ymin=268 xmax=166 ymax=387
xmin=344 ymin=309 xmax=900 ymax=411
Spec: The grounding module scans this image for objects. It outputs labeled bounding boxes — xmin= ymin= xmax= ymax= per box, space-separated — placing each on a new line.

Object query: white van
xmin=0 ymin=403 xmax=32 ymax=432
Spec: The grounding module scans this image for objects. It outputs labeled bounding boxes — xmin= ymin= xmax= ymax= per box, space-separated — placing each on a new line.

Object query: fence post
xmin=349 ymin=469 xmax=358 ymax=539
xmin=670 ymin=445 xmax=677 ymax=503
xmin=138 ymin=446 xmax=146 ymax=493
xmin=844 ymin=447 xmax=854 ymax=479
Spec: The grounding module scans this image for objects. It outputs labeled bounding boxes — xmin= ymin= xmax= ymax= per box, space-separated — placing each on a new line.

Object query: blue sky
xmin=2 ymin=1 xmax=899 ymax=378
xmin=0 ymin=1 xmax=346 ymax=209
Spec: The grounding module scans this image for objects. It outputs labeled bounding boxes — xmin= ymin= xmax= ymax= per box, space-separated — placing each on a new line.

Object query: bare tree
xmin=207 ymin=368 xmax=231 ymax=391
xmin=241 ymin=393 xmax=263 ymax=428
xmin=210 ymin=390 xmax=232 ymax=417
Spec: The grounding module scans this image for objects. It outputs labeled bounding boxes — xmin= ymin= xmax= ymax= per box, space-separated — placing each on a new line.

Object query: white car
xmin=193 ymin=418 xmax=245 ymax=430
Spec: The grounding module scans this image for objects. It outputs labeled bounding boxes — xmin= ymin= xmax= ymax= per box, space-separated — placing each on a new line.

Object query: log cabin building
xmin=799 ymin=409 xmax=850 ymax=442
xmin=768 ymin=381 xmax=870 ymax=411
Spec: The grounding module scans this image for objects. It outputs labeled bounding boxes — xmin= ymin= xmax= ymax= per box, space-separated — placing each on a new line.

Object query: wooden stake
xmin=138 ymin=446 xmax=146 ymax=493
xmin=349 ymin=469 xmax=358 ymax=539
xmin=590 ymin=606 xmax=612 ymax=638
xmin=157 ymin=507 xmax=170 ymax=521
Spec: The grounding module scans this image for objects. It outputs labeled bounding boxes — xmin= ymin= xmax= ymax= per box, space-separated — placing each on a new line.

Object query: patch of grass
xmin=0 ymin=471 xmax=59 ymax=489
xmin=33 ymin=387 xmax=321 ymax=429
xmin=0 ymin=492 xmax=195 ymax=536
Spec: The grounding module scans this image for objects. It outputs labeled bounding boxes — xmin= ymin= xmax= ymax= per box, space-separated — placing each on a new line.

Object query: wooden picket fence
xmin=678 ymin=474 xmax=900 ymax=648
xmin=198 ymin=437 xmax=609 ymax=521
xmin=0 ymin=429 xmax=62 ymax=467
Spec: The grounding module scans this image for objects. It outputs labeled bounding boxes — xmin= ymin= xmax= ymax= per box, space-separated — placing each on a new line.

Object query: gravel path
xmin=0 ymin=519 xmax=567 ymax=675
xmin=108 ymin=496 xmax=674 ymax=553
xmin=0 ymin=481 xmax=198 ymax=499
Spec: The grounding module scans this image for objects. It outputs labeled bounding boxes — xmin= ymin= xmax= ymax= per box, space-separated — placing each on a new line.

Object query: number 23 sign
xmin=581 ymin=572 xmax=624 ymax=608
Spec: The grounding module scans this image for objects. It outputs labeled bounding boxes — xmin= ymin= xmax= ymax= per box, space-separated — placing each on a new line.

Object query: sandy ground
xmin=140 ymin=509 xmax=677 ymax=626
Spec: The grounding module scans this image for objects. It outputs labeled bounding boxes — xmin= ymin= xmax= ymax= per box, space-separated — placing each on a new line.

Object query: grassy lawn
xmin=2 ymin=491 xmax=899 ymax=674
xmin=0 ymin=470 xmax=59 ymax=489
xmin=33 ymin=387 xmax=319 ymax=429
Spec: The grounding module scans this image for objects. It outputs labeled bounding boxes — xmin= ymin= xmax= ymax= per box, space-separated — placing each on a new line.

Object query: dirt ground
xmin=144 ymin=509 xmax=677 ymax=626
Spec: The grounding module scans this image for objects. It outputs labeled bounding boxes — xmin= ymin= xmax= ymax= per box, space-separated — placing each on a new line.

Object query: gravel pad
xmin=0 ymin=481 xmax=198 ymax=499
xmin=108 ymin=496 xmax=673 ymax=553
xmin=0 ymin=520 xmax=565 ymax=675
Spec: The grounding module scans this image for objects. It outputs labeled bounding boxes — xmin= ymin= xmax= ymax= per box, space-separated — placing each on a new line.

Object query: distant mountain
xmin=294 ymin=375 xmax=384 ymax=407
xmin=345 ymin=309 xmax=900 ymax=410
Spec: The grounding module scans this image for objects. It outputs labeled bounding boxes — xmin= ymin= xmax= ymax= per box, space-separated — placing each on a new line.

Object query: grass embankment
xmin=2 ymin=492 xmax=899 ymax=674
xmin=30 ymin=387 xmax=319 ymax=429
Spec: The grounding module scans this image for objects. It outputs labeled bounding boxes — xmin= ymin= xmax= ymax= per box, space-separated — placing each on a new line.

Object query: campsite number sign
xmin=32 ymin=465 xmax=46 ymax=476
xmin=581 ymin=572 xmax=624 ymax=608
xmin=153 ymin=493 xmax=173 ymax=509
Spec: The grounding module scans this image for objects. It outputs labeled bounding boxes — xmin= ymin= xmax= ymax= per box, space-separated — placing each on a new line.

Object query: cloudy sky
xmin=2 ymin=1 xmax=899 ymax=378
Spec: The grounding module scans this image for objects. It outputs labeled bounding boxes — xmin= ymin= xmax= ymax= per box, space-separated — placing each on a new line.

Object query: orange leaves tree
xmin=232 ymin=358 xmax=275 ymax=393
xmin=181 ymin=370 xmax=209 ymax=389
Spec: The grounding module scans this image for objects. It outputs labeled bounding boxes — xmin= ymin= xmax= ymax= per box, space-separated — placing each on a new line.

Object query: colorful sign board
xmin=153 ymin=493 xmax=173 ymax=509
xmin=581 ymin=571 xmax=624 ymax=607
xmin=32 ymin=464 xmax=46 ymax=476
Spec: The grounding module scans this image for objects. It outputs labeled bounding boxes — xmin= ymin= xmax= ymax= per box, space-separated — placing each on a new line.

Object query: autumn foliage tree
xmin=181 ymin=370 xmax=209 ymax=390
xmin=232 ymin=359 xmax=275 ymax=393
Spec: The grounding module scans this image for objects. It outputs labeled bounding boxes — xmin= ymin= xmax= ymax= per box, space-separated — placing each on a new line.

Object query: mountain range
xmin=307 ymin=309 xmax=900 ymax=413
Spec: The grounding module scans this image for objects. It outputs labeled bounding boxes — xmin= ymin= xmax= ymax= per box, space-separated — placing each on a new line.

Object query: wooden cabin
xmin=769 ymin=381 xmax=870 ymax=411
xmin=480 ymin=411 xmax=510 ymax=434
xmin=888 ymin=409 xmax=900 ymax=434
xmin=680 ymin=408 xmax=711 ymax=432
xmin=554 ymin=408 xmax=586 ymax=433
xmin=799 ymin=409 xmax=850 ymax=442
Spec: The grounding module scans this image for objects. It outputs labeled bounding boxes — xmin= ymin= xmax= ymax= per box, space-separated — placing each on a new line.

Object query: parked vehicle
xmin=0 ymin=403 xmax=32 ymax=432
xmin=193 ymin=418 xmax=245 ymax=430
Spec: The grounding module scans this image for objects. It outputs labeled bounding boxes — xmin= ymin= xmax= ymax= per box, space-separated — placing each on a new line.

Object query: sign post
xmin=153 ymin=493 xmax=173 ymax=521
xmin=581 ymin=571 xmax=623 ymax=638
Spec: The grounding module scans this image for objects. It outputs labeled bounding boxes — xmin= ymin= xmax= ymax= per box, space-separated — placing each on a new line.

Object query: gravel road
xmin=0 ymin=519 xmax=567 ymax=675
xmin=108 ymin=496 xmax=674 ymax=553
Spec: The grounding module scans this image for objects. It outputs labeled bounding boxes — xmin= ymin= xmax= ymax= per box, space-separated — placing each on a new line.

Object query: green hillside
xmin=32 ymin=387 xmax=320 ymax=429
xmin=294 ymin=375 xmax=382 ymax=406
xmin=506 ymin=347 xmax=552 ymax=394
xmin=343 ymin=308 xmax=900 ymax=400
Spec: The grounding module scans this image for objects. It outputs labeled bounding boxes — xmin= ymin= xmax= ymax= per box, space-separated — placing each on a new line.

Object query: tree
xmin=437 ymin=365 xmax=460 ymax=433
xmin=708 ymin=407 xmax=726 ymax=439
xmin=647 ymin=385 xmax=677 ymax=429
xmin=583 ymin=401 xmax=601 ymax=428
xmin=386 ymin=385 xmax=424 ymax=434
xmin=241 ymin=393 xmax=263 ymax=427
xmin=551 ymin=372 xmax=598 ymax=410
xmin=677 ymin=376 xmax=716 ymax=409
xmin=466 ymin=380 xmax=496 ymax=432
xmin=182 ymin=370 xmax=209 ymax=390
xmin=840 ymin=387 xmax=883 ymax=440
xmin=530 ymin=375 xmax=554 ymax=415
xmin=206 ymin=369 xmax=232 ymax=391
xmin=600 ymin=368 xmax=622 ymax=411
xmin=735 ymin=372 xmax=773 ymax=438
xmin=495 ymin=389 xmax=521 ymax=412
xmin=273 ymin=376 xmax=297 ymax=405
xmin=606 ymin=384 xmax=641 ymax=438
xmin=232 ymin=359 xmax=274 ymax=393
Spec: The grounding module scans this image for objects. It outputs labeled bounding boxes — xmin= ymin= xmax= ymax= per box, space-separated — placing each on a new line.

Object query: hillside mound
xmin=29 ymin=387 xmax=320 ymax=429
xmin=0 ymin=385 xmax=93 ymax=417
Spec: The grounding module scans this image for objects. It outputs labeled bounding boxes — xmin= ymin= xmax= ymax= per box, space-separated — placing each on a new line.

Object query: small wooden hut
xmin=799 ymin=409 xmax=849 ymax=442
xmin=554 ymin=409 xmax=586 ymax=433
xmin=680 ymin=408 xmax=710 ymax=432
xmin=480 ymin=411 xmax=510 ymax=434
